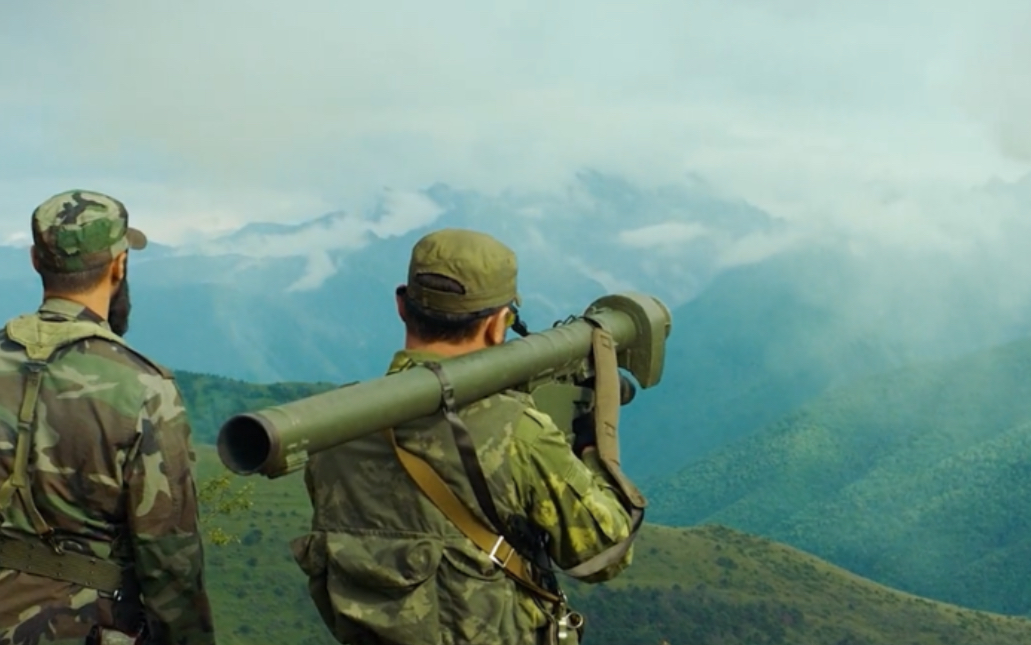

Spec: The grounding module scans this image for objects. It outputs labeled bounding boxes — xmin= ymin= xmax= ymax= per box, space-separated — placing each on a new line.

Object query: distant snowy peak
xmin=152 ymin=170 xmax=800 ymax=299
xmin=182 ymin=170 xmax=781 ymax=260
xmin=426 ymin=170 xmax=779 ymax=236
xmin=181 ymin=189 xmax=445 ymax=260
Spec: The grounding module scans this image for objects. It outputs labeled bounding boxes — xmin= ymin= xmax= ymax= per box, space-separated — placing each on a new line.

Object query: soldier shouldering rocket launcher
xmin=217 ymin=291 xmax=672 ymax=644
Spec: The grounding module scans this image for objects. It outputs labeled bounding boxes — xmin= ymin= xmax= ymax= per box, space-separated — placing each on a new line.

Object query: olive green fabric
xmin=406 ymin=228 xmax=521 ymax=314
xmin=0 ymin=299 xmax=214 ymax=644
xmin=31 ymin=190 xmax=147 ymax=273
xmin=292 ymin=349 xmax=634 ymax=645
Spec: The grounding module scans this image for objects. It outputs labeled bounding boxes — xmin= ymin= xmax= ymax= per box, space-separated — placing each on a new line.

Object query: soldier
xmin=293 ymin=228 xmax=639 ymax=644
xmin=0 ymin=191 xmax=216 ymax=644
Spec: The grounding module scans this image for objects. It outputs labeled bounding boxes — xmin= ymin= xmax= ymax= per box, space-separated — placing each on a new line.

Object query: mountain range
xmin=2 ymin=170 xmax=1031 ymax=479
xmin=4 ymin=168 xmax=1031 ymax=639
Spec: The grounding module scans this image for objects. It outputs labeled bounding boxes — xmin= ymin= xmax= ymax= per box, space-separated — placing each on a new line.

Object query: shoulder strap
xmin=420 ymin=361 xmax=507 ymax=533
xmin=386 ymin=428 xmax=563 ymax=606
xmin=1 ymin=314 xmax=129 ymax=529
xmin=559 ymin=325 xmax=645 ymax=579
xmin=585 ymin=325 xmax=647 ymax=508
xmin=0 ymin=314 xmax=127 ymax=593
xmin=0 ymin=360 xmax=52 ymax=536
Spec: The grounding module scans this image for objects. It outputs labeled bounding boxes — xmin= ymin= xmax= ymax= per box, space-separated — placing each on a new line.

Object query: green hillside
xmin=621 ymin=247 xmax=914 ymax=479
xmin=174 ymin=371 xmax=335 ymax=443
xmin=192 ymin=445 xmax=1031 ymax=645
xmin=648 ymin=336 xmax=1031 ymax=615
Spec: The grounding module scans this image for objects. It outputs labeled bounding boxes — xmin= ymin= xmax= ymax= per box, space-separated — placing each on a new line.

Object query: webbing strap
xmin=587 ymin=327 xmax=646 ymax=509
xmin=420 ymin=361 xmax=507 ymax=533
xmin=0 ymin=314 xmax=136 ymax=595
xmin=386 ymin=428 xmax=563 ymax=605
xmin=0 ymin=535 xmax=123 ymax=594
xmin=560 ymin=327 xmax=645 ymax=579
xmin=0 ymin=362 xmax=54 ymax=538
xmin=0 ymin=360 xmax=125 ymax=594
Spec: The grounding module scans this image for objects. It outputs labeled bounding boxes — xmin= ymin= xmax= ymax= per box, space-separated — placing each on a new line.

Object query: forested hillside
xmin=175 ymin=371 xmax=335 ymax=443
xmin=647 ymin=335 xmax=1031 ymax=615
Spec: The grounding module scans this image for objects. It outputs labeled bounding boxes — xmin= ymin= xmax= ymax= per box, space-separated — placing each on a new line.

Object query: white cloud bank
xmin=1 ymin=0 xmax=1029 ymax=246
xmin=183 ymin=189 xmax=445 ymax=290
xmin=619 ymin=223 xmax=710 ymax=249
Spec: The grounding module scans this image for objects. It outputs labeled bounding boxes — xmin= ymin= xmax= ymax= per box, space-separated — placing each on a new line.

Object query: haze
xmin=1 ymin=0 xmax=1029 ymax=247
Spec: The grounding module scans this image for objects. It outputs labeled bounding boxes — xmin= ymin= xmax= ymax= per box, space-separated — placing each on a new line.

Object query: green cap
xmin=31 ymin=190 xmax=147 ymax=273
xmin=406 ymin=228 xmax=521 ymax=314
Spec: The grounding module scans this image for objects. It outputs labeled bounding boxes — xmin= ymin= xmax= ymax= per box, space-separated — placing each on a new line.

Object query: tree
xmin=197 ymin=472 xmax=255 ymax=546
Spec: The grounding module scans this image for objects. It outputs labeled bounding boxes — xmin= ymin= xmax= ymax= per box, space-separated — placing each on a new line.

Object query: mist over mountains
xmin=1 ymin=170 xmax=1030 ymax=477
xmin=0 ymin=171 xmax=790 ymax=382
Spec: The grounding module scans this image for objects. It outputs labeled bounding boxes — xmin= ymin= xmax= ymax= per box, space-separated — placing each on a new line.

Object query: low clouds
xmin=3 ymin=2 xmax=1030 ymax=222
xmin=183 ymin=189 xmax=444 ymax=290
xmin=0 ymin=0 xmax=1029 ymax=250
xmin=0 ymin=178 xmax=334 ymax=247
xmin=618 ymin=223 xmax=710 ymax=249
xmin=617 ymin=220 xmax=806 ymax=273
xmin=190 ymin=189 xmax=442 ymax=258
xmin=954 ymin=14 xmax=1031 ymax=164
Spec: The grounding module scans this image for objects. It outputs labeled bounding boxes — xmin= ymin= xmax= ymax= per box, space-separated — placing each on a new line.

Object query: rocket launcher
xmin=216 ymin=292 xmax=672 ymax=499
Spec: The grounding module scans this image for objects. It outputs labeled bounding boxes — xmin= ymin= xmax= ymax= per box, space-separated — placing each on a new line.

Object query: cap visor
xmin=126 ymin=227 xmax=148 ymax=250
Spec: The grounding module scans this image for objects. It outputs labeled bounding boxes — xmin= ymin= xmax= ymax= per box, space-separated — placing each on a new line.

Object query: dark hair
xmin=34 ymin=250 xmax=111 ymax=294
xmin=400 ymin=273 xmax=504 ymax=343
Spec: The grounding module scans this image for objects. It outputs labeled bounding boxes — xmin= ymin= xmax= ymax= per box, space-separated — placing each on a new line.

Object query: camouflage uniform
xmin=0 ymin=191 xmax=215 ymax=644
xmin=292 ymin=229 xmax=636 ymax=645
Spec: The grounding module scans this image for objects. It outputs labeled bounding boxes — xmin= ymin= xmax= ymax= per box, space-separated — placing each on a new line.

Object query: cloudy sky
xmin=1 ymin=0 xmax=1029 ymax=246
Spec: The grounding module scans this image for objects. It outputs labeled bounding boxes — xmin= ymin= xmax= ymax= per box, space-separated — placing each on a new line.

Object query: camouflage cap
xmin=406 ymin=228 xmax=521 ymax=314
xmin=31 ymin=190 xmax=147 ymax=273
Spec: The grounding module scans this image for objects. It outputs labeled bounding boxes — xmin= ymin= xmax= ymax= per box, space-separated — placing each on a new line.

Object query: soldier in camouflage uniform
xmin=293 ymin=228 xmax=639 ymax=645
xmin=0 ymin=191 xmax=216 ymax=644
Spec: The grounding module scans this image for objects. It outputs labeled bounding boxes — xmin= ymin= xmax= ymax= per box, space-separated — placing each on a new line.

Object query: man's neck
xmin=43 ymin=291 xmax=109 ymax=320
xmin=403 ymin=337 xmax=484 ymax=357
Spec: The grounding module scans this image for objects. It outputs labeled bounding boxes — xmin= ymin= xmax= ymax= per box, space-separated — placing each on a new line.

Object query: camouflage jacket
xmin=0 ymin=298 xmax=215 ymax=645
xmin=292 ymin=349 xmax=634 ymax=645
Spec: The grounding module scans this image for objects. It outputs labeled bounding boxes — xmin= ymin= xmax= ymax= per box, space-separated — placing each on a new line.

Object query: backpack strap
xmin=0 ymin=314 xmax=136 ymax=595
xmin=0 ymin=359 xmax=52 ymax=537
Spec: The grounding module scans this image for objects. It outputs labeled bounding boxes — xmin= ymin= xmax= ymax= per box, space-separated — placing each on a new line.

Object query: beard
xmin=108 ymin=275 xmax=131 ymax=337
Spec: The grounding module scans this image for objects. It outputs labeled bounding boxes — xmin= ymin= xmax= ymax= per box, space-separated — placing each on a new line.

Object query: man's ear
xmin=484 ymin=309 xmax=508 ymax=346
xmin=395 ymin=286 xmax=407 ymax=322
xmin=29 ymin=246 xmax=40 ymax=272
xmin=111 ymin=251 xmax=128 ymax=283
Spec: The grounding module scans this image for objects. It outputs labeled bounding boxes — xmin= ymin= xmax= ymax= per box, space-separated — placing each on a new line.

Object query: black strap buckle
xmin=422 ymin=361 xmax=457 ymax=413
xmin=23 ymin=360 xmax=46 ymax=374
xmin=41 ymin=529 xmax=64 ymax=555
